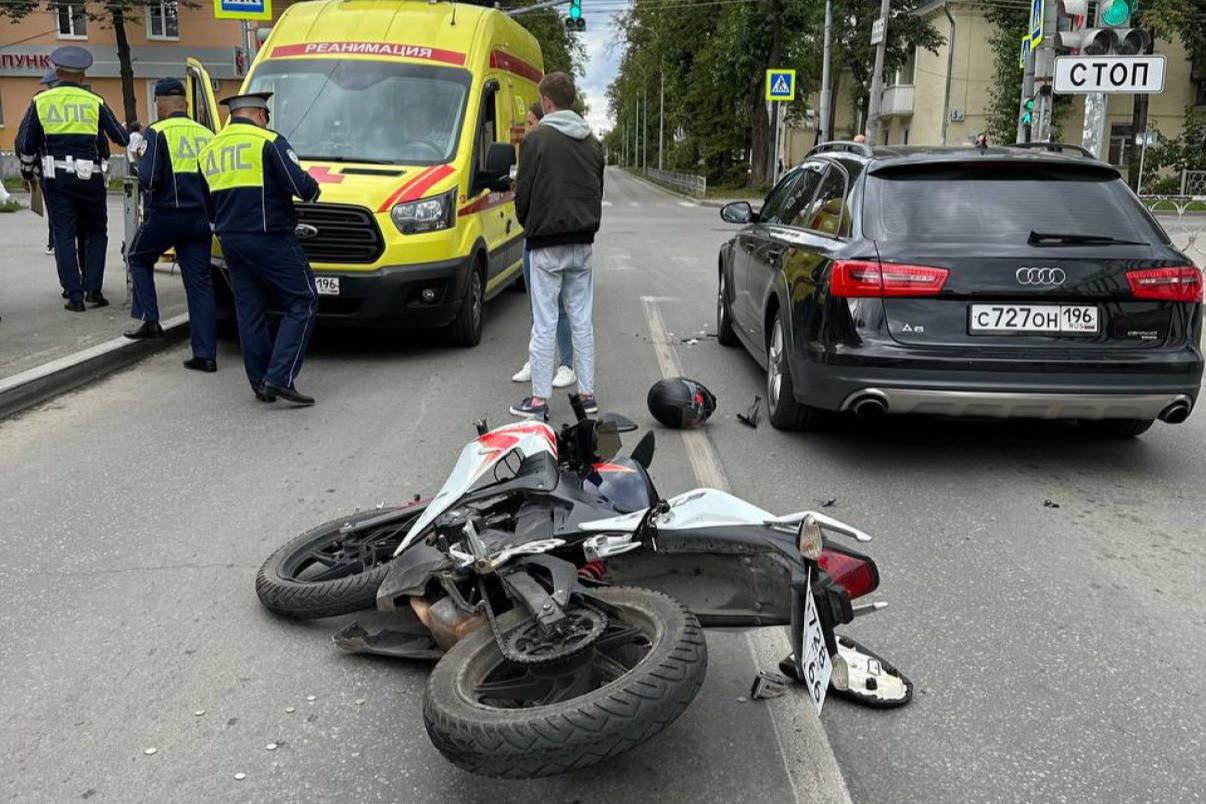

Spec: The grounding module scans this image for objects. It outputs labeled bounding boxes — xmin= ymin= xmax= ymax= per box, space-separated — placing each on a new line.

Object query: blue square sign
xmin=214 ymin=0 xmax=272 ymax=21
xmin=766 ymin=69 xmax=796 ymax=102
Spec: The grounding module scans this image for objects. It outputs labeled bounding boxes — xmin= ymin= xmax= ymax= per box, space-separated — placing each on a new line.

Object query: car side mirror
xmin=720 ymin=201 xmax=755 ymax=224
xmin=476 ymin=142 xmax=517 ymax=194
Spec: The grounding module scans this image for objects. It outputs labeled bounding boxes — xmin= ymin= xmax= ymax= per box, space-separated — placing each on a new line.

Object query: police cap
xmin=154 ymin=77 xmax=186 ymax=98
xmin=219 ymin=91 xmax=273 ymax=112
xmin=49 ymin=45 xmax=93 ymax=72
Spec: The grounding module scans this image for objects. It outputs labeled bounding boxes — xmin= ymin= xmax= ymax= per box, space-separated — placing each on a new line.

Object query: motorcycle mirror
xmin=594 ymin=421 xmax=622 ymax=462
xmin=598 ymin=412 xmax=639 ymax=433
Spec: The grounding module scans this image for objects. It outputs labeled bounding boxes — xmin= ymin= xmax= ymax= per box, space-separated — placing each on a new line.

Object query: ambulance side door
xmin=469 ymin=77 xmax=511 ymax=287
xmin=185 ymin=57 xmax=222 ymax=132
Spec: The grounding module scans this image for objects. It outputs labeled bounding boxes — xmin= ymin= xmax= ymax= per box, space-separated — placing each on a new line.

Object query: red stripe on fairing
xmin=270 ymin=42 xmax=466 ymax=66
xmin=377 ymin=167 xmax=435 ymax=212
xmin=458 ymin=190 xmax=514 ymax=217
xmin=490 ymin=50 xmax=543 ymax=83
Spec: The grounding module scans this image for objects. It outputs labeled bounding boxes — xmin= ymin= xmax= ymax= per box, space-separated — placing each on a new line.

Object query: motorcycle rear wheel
xmin=255 ymin=502 xmax=426 ymax=620
xmin=423 ymin=587 xmax=707 ymax=778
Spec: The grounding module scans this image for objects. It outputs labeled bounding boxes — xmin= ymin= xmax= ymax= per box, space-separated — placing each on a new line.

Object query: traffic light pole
xmin=864 ymin=0 xmax=892 ymax=144
xmin=817 ymin=0 xmax=833 ymax=144
xmin=1016 ymin=46 xmax=1035 ymax=143
xmin=1031 ymin=0 xmax=1059 ymax=142
xmin=1080 ymin=3 xmax=1108 ymax=157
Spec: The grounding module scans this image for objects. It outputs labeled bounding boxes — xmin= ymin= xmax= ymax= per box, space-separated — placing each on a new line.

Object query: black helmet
xmin=647 ymin=377 xmax=717 ymax=429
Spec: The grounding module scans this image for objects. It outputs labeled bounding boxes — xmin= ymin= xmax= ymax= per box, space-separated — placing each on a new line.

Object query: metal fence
xmin=1142 ymin=195 xmax=1205 ymax=262
xmin=644 ymin=167 xmax=707 ymax=200
xmin=1181 ymin=170 xmax=1206 ymax=197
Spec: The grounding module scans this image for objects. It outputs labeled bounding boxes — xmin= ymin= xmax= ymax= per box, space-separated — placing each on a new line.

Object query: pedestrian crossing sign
xmin=214 ymin=0 xmax=272 ymax=21
xmin=766 ymin=69 xmax=796 ymax=102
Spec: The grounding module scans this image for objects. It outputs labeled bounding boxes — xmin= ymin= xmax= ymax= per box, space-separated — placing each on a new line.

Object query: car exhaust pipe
xmin=851 ymin=395 xmax=888 ymax=418
xmin=1158 ymin=400 xmax=1191 ymax=424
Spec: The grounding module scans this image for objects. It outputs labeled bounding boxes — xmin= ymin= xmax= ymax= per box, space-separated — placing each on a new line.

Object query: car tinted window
xmin=798 ymin=164 xmax=850 ymax=237
xmin=863 ymin=164 xmax=1165 ymax=243
xmin=780 ymin=162 xmax=825 ymax=227
xmin=758 ymin=170 xmax=802 ymax=224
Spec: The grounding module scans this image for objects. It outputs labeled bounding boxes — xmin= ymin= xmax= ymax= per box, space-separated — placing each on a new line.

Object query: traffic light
xmin=565 ymin=0 xmax=585 ymax=31
xmin=1058 ymin=0 xmax=1150 ymax=55
xmin=1021 ymin=95 xmax=1036 ymax=126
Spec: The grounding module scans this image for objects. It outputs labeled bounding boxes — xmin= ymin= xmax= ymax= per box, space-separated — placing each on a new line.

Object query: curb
xmin=0 ymin=312 xmax=189 ymax=420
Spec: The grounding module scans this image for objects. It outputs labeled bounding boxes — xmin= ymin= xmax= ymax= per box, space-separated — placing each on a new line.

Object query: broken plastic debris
xmin=736 ymin=696 xmax=748 ymax=703
xmin=234 ymin=772 xmax=247 ymax=781
xmin=737 ymin=396 xmax=762 ymax=429
xmin=1043 ymin=499 xmax=1061 ymax=509
xmin=750 ymin=671 xmax=789 ymax=700
xmin=305 ymin=695 xmax=317 ymax=702
xmin=285 ymin=707 xmax=296 ymax=714
xmin=143 ymin=747 xmax=158 ymax=756
xmin=354 ymin=698 xmax=366 ymax=706
xmin=817 ymin=497 xmax=836 ymax=508
xmin=193 ymin=710 xmax=205 ymax=717
xmin=266 ymin=743 xmax=278 ymax=751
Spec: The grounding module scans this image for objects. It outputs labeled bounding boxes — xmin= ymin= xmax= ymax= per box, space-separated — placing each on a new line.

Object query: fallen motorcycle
xmin=255 ymin=396 xmax=911 ymax=778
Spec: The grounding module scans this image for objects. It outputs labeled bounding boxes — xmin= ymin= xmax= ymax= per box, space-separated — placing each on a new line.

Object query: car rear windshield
xmin=245 ymin=59 xmax=471 ymax=166
xmin=862 ymin=163 xmax=1167 ymax=244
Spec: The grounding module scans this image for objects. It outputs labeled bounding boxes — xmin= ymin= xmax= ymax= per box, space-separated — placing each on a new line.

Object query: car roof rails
xmin=807 ymin=140 xmax=875 ymax=159
xmin=1010 ymin=142 xmax=1097 ymax=159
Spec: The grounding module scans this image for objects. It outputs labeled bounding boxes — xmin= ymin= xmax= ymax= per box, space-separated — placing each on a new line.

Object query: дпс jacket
xmin=515 ymin=110 xmax=604 ymax=250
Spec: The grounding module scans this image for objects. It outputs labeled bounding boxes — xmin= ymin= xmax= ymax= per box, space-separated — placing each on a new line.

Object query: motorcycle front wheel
xmin=423 ymin=587 xmax=707 ymax=778
xmin=255 ymin=501 xmax=427 ymax=620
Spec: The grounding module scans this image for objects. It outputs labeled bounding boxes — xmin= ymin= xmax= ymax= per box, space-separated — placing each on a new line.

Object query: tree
xmin=0 ymin=2 xmax=200 ymax=124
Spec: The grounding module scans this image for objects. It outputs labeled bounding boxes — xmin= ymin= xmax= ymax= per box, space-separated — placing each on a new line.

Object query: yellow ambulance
xmin=188 ymin=0 xmax=543 ymax=346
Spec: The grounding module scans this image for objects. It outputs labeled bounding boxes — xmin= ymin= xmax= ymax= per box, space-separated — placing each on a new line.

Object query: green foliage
xmin=983 ymin=5 xmax=1028 ymax=146
xmin=0 ymin=199 xmax=24 ymax=214
xmin=1143 ymin=108 xmax=1206 ymax=180
xmin=607 ymin=0 xmax=941 ymax=186
xmin=496 ymin=0 xmax=586 ymax=79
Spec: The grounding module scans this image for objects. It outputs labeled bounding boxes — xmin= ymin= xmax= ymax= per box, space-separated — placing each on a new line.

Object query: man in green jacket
xmin=510 ymin=72 xmax=605 ymax=421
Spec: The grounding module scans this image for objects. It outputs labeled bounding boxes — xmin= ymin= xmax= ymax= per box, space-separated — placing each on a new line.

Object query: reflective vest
xmin=152 ymin=115 xmax=213 ymax=176
xmin=200 ymin=124 xmax=277 ymax=192
xmin=34 ymin=85 xmax=101 ymax=137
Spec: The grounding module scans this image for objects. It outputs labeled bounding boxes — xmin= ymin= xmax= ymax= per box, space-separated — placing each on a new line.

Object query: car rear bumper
xmin=838 ymin=388 xmax=1194 ymax=422
xmin=212 ymin=255 xmax=473 ymax=329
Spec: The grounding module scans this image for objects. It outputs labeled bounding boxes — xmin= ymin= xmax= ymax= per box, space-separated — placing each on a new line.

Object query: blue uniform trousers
xmin=42 ymin=174 xmax=108 ymax=301
xmin=128 ymin=210 xmax=216 ymax=360
xmin=219 ymin=232 xmax=317 ymax=390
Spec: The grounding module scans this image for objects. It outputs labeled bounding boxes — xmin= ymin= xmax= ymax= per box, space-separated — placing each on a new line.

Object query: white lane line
xmin=602 ymin=200 xmax=613 ymax=207
xmin=639 ymin=295 xmax=853 ymax=804
xmin=628 ymin=202 xmax=641 ymax=207
xmin=678 ymin=201 xmax=697 ymax=208
xmin=605 ymin=254 xmax=635 ymax=272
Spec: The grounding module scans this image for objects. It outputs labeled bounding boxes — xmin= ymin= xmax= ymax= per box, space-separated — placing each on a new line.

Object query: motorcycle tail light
xmin=830 ymin=260 xmax=949 ymax=298
xmin=1126 ymin=266 xmax=1202 ymax=303
xmin=818 ymin=548 xmax=879 ymax=600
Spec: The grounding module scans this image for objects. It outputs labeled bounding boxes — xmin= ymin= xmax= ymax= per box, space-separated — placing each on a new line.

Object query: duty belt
xmin=42 ymin=155 xmax=109 ymax=179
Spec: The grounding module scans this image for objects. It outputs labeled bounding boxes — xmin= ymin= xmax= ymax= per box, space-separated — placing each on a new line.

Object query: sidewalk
xmin=0 ymin=194 xmax=189 ymax=382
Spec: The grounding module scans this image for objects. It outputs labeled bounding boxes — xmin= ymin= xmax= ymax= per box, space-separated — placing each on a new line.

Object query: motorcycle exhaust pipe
xmin=410 ymin=596 xmax=486 ymax=651
xmin=1158 ymin=400 xmax=1191 ymax=424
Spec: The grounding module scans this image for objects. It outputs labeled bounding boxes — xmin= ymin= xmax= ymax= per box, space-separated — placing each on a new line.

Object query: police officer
xmin=198 ymin=92 xmax=321 ymax=405
xmin=123 ymin=78 xmax=218 ymax=374
xmin=15 ymin=46 xmax=129 ymax=312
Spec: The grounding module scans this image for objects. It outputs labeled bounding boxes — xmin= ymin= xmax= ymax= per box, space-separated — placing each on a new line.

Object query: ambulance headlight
xmin=391 ymin=188 xmax=457 ymax=235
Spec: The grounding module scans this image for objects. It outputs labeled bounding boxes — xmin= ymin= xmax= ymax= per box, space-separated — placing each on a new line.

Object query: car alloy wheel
xmin=767 ymin=318 xmax=785 ymax=408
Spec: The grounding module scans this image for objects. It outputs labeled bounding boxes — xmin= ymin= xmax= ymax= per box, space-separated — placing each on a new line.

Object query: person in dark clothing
xmin=509 ymin=72 xmax=605 ymax=421
xmin=16 ymin=46 xmax=129 ymax=312
xmin=123 ymin=78 xmax=218 ymax=374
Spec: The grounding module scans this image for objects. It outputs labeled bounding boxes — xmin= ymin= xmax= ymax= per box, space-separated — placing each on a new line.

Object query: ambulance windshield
xmin=246 ymin=59 xmax=471 ymax=166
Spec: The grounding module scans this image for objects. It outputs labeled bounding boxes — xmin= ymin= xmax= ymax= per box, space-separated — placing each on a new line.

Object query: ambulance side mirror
xmin=480 ymin=142 xmax=516 ymax=193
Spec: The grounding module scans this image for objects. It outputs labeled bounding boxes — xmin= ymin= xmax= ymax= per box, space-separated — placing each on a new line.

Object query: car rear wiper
xmin=1028 ymin=231 xmax=1148 ymax=246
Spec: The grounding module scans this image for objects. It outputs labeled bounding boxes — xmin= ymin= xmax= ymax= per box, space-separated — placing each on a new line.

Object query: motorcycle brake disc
xmin=502 ymin=607 xmax=608 ymax=665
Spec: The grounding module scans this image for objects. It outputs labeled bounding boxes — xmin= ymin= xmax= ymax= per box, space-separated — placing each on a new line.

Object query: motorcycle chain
xmin=479 ymin=580 xmax=608 ymax=666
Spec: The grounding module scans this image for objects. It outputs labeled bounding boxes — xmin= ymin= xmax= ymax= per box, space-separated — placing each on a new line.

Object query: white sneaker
xmin=511 ymin=361 xmax=531 ymax=383
xmin=552 ymin=366 xmax=577 ymax=388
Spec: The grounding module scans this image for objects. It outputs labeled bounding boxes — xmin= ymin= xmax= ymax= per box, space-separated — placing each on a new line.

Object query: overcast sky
xmin=576 ymin=5 xmax=626 ymax=135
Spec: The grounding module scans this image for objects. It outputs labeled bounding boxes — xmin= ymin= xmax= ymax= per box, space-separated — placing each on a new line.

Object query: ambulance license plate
xmin=315 ymin=276 xmax=340 ymax=296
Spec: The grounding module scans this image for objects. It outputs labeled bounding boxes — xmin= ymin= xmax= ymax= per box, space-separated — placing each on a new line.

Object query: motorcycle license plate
xmin=315 ymin=276 xmax=341 ymax=296
xmin=800 ymin=569 xmax=833 ymax=714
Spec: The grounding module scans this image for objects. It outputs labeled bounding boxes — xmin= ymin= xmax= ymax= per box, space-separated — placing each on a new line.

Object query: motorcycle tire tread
xmin=422 ymin=587 xmax=707 ymax=778
xmin=255 ymin=509 xmax=416 ymax=620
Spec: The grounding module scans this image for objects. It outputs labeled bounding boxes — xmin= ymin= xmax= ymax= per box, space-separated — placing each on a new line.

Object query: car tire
xmin=1079 ymin=418 xmax=1154 ymax=438
xmin=766 ymin=312 xmax=826 ymax=431
xmin=449 ymin=263 xmax=484 ymax=347
xmin=717 ymin=271 xmax=738 ymax=347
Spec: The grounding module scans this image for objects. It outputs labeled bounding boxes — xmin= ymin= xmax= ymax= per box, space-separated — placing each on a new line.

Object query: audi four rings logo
xmin=295 ymin=224 xmax=319 ymax=240
xmin=1016 ymin=267 xmax=1066 ymax=285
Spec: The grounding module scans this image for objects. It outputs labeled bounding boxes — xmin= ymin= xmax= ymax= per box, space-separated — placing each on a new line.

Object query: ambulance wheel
xmin=450 ymin=263 xmax=485 ymax=347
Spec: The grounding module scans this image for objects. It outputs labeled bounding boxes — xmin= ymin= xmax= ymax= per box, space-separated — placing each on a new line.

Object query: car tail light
xmin=830 ymin=260 xmax=949 ymax=298
xmin=817 ymin=548 xmax=879 ymax=600
xmin=1126 ymin=266 xmax=1203 ymax=303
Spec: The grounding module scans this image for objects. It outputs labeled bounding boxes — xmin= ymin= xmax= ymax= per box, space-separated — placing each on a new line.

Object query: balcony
xmin=879 ymin=84 xmax=915 ymax=117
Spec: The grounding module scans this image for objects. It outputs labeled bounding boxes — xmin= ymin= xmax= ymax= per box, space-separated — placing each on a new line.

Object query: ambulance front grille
xmin=294 ymin=203 xmax=384 ymax=265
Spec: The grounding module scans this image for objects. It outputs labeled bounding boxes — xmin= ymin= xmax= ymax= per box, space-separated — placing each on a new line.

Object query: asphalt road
xmin=2 ymin=168 xmax=1203 ymax=803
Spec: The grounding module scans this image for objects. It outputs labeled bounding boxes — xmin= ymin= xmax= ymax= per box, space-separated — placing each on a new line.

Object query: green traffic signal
xmin=1101 ymin=0 xmax=1135 ymax=27
xmin=570 ymin=0 xmax=582 ymax=20
xmin=1025 ymin=97 xmax=1035 ymax=110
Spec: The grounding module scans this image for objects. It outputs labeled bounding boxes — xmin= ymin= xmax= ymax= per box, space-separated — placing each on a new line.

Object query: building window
xmin=146 ymin=1 xmax=180 ymax=40
xmin=1108 ymin=123 xmax=1133 ymax=167
xmin=903 ymin=127 xmax=910 ymax=145
xmin=55 ymin=2 xmax=87 ymax=38
xmin=1194 ymin=80 xmax=1206 ymax=109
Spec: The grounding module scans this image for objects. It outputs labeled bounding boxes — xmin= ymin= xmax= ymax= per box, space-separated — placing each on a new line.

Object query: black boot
xmin=183 ymin=357 xmax=217 ymax=373
xmin=85 ymin=292 xmax=109 ymax=308
xmin=253 ymin=385 xmax=277 ymax=403
xmin=64 ymin=299 xmax=86 ymax=313
xmin=124 ymin=321 xmax=164 ymax=339
xmin=260 ymin=382 xmax=315 ymax=406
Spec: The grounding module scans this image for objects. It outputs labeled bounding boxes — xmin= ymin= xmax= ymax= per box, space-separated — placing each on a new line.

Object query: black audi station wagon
xmin=717 ymin=142 xmax=1203 ymax=437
